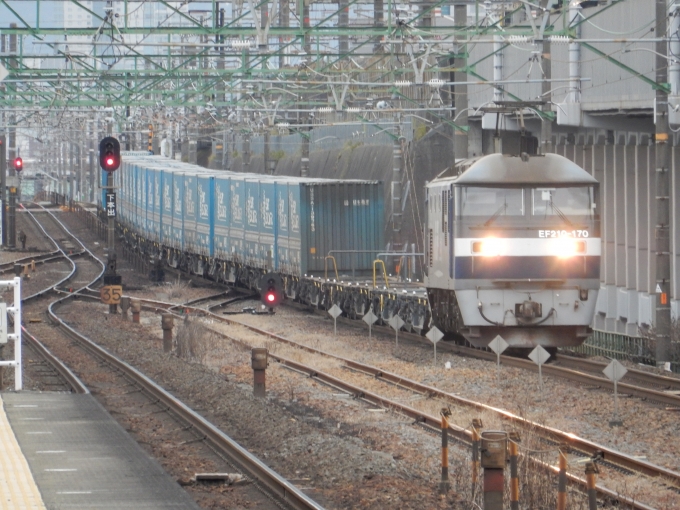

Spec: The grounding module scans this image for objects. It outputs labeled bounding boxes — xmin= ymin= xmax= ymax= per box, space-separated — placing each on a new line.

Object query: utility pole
xmin=300 ymin=128 xmax=309 ymax=177
xmin=339 ymin=0 xmax=348 ymax=56
xmin=655 ymin=0 xmax=671 ymax=366
xmin=373 ymin=0 xmax=384 ymax=52
xmin=453 ymin=4 xmax=468 ymax=161
xmin=540 ymin=0 xmax=553 ymax=154
xmin=0 ymin=135 xmax=5 ymax=246
xmin=392 ymin=113 xmax=403 ymax=252
xmin=89 ymin=145 xmax=94 ymax=203
xmin=279 ymin=0 xmax=289 ymax=68
xmin=243 ymin=133 xmax=251 ymax=172
xmin=263 ymin=130 xmax=270 ymax=174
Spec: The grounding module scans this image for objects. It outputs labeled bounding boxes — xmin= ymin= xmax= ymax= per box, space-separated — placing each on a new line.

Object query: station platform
xmin=0 ymin=392 xmax=201 ymax=509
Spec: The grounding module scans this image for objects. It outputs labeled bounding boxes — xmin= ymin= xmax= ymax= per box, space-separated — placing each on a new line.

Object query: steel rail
xmin=0 ymin=253 xmax=64 ymax=274
xmin=289 ymin=299 xmax=680 ymax=408
xmin=341 ymin=359 xmax=680 ymax=485
xmin=266 ymin=355 xmax=658 ymax=510
xmin=46 ymin=297 xmax=325 ymax=510
xmin=420 ymin=340 xmax=680 ymax=408
xmin=16 ymin=203 xmax=105 ymax=393
xmin=555 ymin=354 xmax=680 ymax=391
xmin=20 ymin=326 xmax=90 ymax=394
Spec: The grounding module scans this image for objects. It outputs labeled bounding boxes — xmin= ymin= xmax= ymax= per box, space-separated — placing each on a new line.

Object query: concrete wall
xmin=555 ymin=131 xmax=679 ymax=338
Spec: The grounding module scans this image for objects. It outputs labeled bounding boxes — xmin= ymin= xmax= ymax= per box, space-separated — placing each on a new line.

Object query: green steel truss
xmin=0 ymin=0 xmax=667 ymax=131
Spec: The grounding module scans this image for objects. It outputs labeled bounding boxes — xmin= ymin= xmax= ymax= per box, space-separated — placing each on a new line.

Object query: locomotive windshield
xmin=460 ymin=187 xmax=524 ymax=217
xmin=532 ymin=187 xmax=595 ymax=218
xmin=458 ymin=185 xmax=596 ymax=221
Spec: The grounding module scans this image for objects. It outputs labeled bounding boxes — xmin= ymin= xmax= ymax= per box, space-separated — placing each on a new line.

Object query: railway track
xmin=323 ymin=308 xmax=680 ymax=409
xmin=52 ymin=200 xmax=680 ymax=507
xmin=15 ymin=204 xmax=325 ymax=510
xmin=555 ymin=354 xmax=680 ymax=393
xmin=111 ymin=294 xmax=675 ymax=508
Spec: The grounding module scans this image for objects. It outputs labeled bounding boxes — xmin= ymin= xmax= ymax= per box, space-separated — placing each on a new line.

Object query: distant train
xmin=425 ymin=153 xmax=601 ymax=349
xmin=112 ymin=151 xmax=599 ymax=351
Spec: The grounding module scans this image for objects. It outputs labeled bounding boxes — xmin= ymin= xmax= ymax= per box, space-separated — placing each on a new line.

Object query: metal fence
xmin=570 ymin=331 xmax=680 ymax=373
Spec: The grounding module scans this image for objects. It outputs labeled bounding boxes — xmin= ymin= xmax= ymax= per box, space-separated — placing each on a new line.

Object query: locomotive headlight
xmin=553 ymin=238 xmax=586 ymax=258
xmin=472 ymin=238 xmax=504 ymax=257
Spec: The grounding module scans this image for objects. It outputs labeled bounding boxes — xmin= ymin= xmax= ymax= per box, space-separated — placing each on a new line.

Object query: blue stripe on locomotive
xmin=454 ymin=256 xmax=601 ymax=280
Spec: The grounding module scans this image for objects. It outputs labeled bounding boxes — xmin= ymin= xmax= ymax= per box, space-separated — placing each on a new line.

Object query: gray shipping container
xmin=299 ymin=180 xmax=384 ymax=276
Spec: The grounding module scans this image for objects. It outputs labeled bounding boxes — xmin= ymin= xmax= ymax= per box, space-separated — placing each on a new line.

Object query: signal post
xmin=99 ymin=137 xmax=122 ymax=313
xmin=7 ymin=157 xmax=23 ymax=249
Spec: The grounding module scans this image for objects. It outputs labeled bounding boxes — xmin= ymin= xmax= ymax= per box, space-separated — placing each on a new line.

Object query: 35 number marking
xmin=100 ymin=285 xmax=123 ymax=305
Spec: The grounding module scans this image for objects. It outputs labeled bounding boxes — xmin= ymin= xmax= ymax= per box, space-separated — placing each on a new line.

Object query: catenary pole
xmin=655 ymin=0 xmax=671 ymax=366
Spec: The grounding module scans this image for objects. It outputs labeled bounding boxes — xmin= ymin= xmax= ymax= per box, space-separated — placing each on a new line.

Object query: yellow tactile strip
xmin=0 ymin=396 xmax=46 ymax=510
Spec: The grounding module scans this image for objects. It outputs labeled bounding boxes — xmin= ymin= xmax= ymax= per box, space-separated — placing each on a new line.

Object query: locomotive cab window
xmin=532 ymin=187 xmax=595 ymax=218
xmin=459 ymin=187 xmax=524 ymax=218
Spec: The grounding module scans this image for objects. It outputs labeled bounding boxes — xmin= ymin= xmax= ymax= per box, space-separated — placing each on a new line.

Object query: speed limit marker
xmin=100 ymin=285 xmax=123 ymax=305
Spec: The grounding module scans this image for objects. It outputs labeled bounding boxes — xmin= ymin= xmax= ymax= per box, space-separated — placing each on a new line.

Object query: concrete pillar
xmin=251 ymin=348 xmax=268 ymax=397
xmin=481 ymin=431 xmax=507 ymax=510
xmin=161 ymin=314 xmax=174 ymax=352
xmin=131 ymin=299 xmax=141 ymax=323
xmin=120 ymin=296 xmax=130 ymax=320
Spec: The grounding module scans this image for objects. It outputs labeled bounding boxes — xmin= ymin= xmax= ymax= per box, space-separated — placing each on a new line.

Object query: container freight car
xmin=115 ymin=155 xmax=385 ymax=283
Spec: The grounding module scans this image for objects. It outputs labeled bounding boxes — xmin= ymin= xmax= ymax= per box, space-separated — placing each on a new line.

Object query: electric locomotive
xmin=424 ymin=153 xmax=600 ymax=349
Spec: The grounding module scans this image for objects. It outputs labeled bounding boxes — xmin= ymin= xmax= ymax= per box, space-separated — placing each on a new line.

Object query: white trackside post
xmin=0 ymin=277 xmax=22 ymax=390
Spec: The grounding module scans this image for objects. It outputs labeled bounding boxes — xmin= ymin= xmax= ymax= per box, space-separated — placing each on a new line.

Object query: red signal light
xmin=13 ymin=157 xmax=23 ymax=171
xmin=259 ymin=273 xmax=283 ymax=309
xmin=99 ymin=137 xmax=121 ymax=172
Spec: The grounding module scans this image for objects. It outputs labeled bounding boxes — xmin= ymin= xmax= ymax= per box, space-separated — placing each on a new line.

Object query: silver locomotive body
xmin=424 ymin=153 xmax=601 ymax=349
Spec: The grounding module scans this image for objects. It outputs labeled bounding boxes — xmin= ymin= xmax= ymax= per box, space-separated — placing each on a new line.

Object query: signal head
xmin=13 ymin=157 xmax=23 ymax=172
xmin=259 ymin=273 xmax=283 ymax=309
xmin=99 ymin=136 xmax=121 ymax=172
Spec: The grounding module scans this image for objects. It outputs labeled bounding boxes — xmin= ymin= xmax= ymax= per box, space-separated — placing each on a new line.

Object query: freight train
xmin=112 ymin=151 xmax=600 ymax=351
